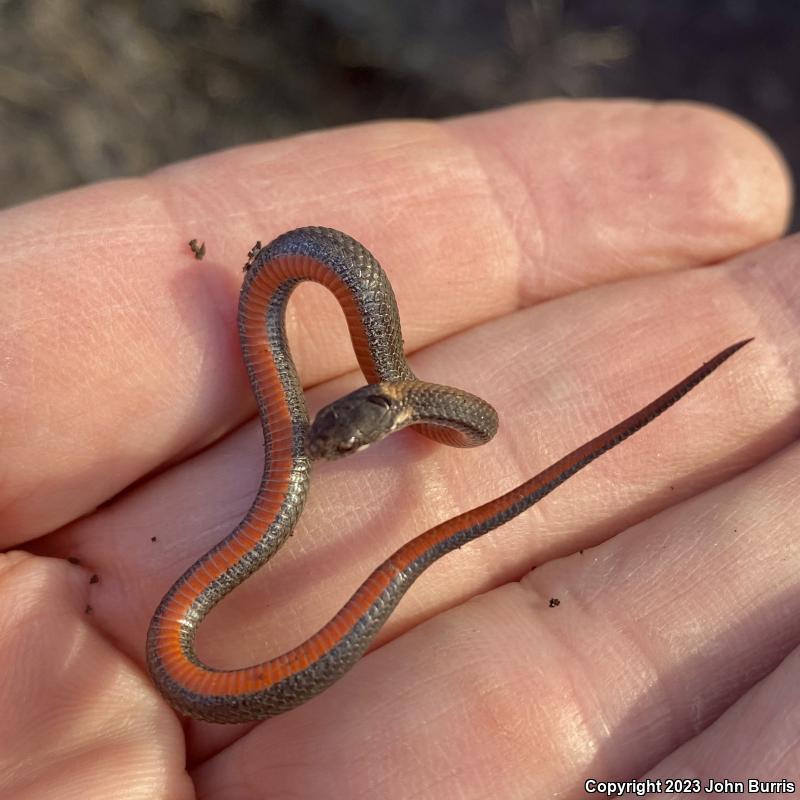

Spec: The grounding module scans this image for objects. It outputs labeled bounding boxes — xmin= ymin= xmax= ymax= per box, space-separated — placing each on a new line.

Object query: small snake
xmin=146 ymin=227 xmax=750 ymax=723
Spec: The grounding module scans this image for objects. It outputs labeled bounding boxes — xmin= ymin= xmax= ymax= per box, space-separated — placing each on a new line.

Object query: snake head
xmin=307 ymin=384 xmax=402 ymax=460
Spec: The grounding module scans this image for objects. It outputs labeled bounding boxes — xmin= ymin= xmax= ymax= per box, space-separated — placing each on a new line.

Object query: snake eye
xmin=366 ymin=393 xmax=392 ymax=410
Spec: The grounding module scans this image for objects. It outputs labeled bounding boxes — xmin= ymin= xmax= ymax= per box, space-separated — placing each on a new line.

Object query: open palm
xmin=1 ymin=100 xmax=796 ymax=799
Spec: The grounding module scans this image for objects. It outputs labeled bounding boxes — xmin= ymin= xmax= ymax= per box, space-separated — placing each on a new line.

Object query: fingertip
xmin=660 ymin=101 xmax=793 ymax=249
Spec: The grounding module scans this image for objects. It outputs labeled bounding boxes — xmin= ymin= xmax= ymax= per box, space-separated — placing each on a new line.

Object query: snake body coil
xmin=146 ymin=227 xmax=750 ymax=723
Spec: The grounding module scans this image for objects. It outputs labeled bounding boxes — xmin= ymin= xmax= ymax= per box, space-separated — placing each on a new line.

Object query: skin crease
xmin=0 ymin=99 xmax=796 ymax=798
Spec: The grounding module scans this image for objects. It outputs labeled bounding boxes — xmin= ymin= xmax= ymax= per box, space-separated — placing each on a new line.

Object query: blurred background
xmin=2 ymin=0 xmax=797 ymax=229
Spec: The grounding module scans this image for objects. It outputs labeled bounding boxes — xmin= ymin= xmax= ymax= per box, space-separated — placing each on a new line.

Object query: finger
xmin=39 ymin=229 xmax=799 ymax=756
xmin=1 ymin=100 xmax=791 ymax=543
xmin=646 ymin=646 xmax=800 ymax=793
xmin=0 ymin=553 xmax=191 ymax=799
xmin=190 ymin=404 xmax=800 ymax=798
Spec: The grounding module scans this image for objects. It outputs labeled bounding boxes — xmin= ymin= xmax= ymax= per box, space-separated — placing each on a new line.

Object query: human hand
xmin=1 ymin=100 xmax=795 ymax=798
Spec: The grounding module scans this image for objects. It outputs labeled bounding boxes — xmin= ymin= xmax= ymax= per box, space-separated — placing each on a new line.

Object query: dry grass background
xmin=1 ymin=0 xmax=797 ymax=228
